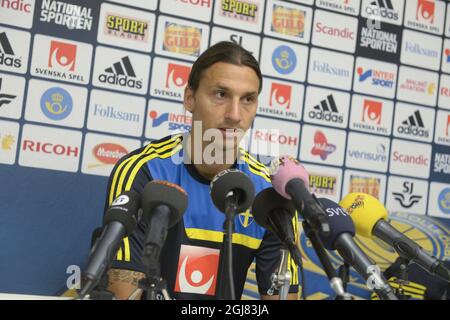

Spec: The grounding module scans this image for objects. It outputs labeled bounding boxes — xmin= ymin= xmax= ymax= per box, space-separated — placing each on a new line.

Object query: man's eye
xmin=244 ymin=96 xmax=256 ymax=103
xmin=216 ymin=91 xmax=226 ymax=98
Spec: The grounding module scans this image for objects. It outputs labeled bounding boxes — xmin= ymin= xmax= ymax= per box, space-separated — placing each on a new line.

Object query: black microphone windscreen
xmin=141 ymin=180 xmax=188 ymax=227
xmin=317 ymin=198 xmax=355 ymax=251
xmin=104 ymin=190 xmax=141 ymax=236
xmin=252 ymin=187 xmax=296 ymax=230
xmin=210 ymin=169 xmax=255 ymax=213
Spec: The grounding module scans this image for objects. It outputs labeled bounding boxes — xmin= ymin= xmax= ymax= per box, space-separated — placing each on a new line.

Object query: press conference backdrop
xmin=0 ymin=0 xmax=449 ymax=299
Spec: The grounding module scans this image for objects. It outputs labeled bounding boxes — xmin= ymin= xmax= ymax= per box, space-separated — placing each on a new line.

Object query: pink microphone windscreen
xmin=269 ymin=156 xmax=309 ymax=199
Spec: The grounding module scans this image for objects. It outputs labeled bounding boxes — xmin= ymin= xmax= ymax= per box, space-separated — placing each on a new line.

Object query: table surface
xmin=0 ymin=293 xmax=72 ymax=300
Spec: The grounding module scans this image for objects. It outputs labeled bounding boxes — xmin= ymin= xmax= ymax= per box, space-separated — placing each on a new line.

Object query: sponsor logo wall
xmin=1 ymin=0 xmax=449 ymax=217
xmin=1 ymin=0 xmax=450 ymax=299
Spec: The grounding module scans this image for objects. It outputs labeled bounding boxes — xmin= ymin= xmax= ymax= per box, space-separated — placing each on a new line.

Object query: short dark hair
xmin=188 ymin=41 xmax=262 ymax=93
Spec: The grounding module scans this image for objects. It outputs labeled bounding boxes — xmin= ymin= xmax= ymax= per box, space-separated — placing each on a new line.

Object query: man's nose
xmin=224 ymin=97 xmax=241 ymax=124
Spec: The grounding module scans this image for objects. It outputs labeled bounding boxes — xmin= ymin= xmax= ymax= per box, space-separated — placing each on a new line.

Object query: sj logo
xmin=174 ymin=245 xmax=220 ymax=296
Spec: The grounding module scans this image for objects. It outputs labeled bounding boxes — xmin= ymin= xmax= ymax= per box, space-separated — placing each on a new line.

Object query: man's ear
xmin=184 ymin=86 xmax=195 ymax=113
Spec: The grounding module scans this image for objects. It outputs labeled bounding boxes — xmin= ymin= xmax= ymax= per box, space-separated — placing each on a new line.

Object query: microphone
xmin=210 ymin=169 xmax=255 ymax=300
xmin=86 ymin=228 xmax=115 ymax=300
xmin=79 ymin=190 xmax=142 ymax=298
xmin=340 ymin=193 xmax=450 ymax=283
xmin=269 ymin=156 xmax=330 ymax=236
xmin=91 ymin=228 xmax=103 ymax=248
xmin=252 ymin=187 xmax=301 ymax=266
xmin=316 ymin=198 xmax=398 ymax=300
xmin=141 ymin=180 xmax=187 ymax=277
xmin=210 ymin=169 xmax=255 ymax=217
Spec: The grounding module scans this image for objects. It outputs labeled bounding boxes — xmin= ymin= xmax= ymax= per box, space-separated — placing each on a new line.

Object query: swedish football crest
xmin=238 ymin=209 xmax=254 ymax=228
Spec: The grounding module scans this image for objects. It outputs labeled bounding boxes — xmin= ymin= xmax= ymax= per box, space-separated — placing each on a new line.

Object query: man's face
xmin=184 ymin=62 xmax=260 ymax=151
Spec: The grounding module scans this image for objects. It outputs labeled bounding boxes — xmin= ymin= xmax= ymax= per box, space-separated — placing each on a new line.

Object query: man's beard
xmin=200 ymin=128 xmax=245 ymax=165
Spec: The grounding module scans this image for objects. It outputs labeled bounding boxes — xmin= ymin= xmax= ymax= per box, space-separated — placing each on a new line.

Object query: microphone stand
xmin=127 ymin=276 xmax=171 ymax=300
xmin=130 ymin=206 xmax=173 ymax=301
xmin=303 ymin=221 xmax=353 ymax=300
xmin=383 ymin=256 xmax=413 ymax=300
xmin=338 ymin=262 xmax=351 ymax=292
xmin=268 ymin=246 xmax=291 ymax=300
xmin=126 ymin=255 xmax=171 ymax=300
xmin=217 ymin=192 xmax=238 ymax=300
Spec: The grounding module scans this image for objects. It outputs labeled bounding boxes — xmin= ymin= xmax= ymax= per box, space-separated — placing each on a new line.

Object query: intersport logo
xmin=357 ymin=67 xmax=395 ymax=88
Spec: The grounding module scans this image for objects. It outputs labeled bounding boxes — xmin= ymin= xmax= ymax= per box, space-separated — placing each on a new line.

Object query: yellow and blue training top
xmin=104 ymin=133 xmax=299 ymax=300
